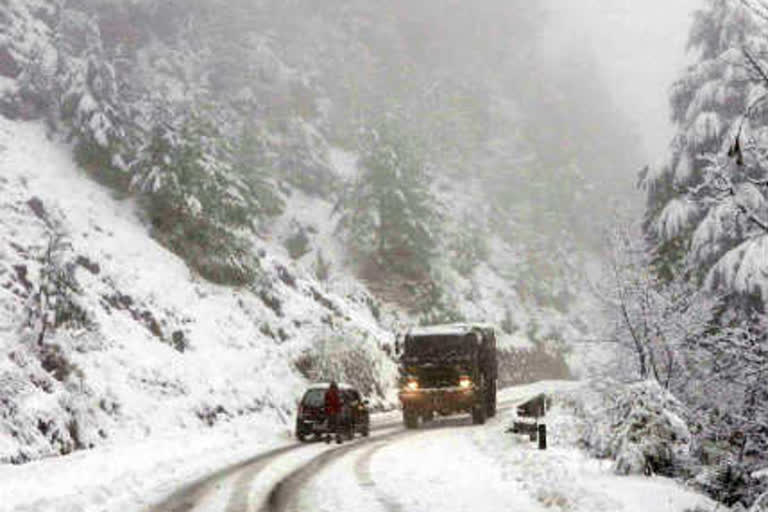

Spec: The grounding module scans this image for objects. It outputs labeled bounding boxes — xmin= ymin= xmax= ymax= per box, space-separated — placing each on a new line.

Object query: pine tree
xmin=231 ymin=119 xmax=285 ymax=218
xmin=643 ymin=0 xmax=768 ymax=300
xmin=52 ymin=6 xmax=134 ymax=190
xmin=130 ymin=104 xmax=259 ymax=285
xmin=339 ymin=119 xmax=441 ymax=279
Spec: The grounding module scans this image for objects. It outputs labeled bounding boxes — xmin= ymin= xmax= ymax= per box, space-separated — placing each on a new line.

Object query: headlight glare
xmin=459 ymin=376 xmax=472 ymax=389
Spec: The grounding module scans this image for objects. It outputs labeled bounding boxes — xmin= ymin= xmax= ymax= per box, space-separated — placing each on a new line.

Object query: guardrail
xmin=506 ymin=393 xmax=549 ymax=450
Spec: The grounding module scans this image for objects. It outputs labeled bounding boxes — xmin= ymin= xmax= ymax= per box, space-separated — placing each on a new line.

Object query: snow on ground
xmin=469 ymin=390 xmax=717 ymax=512
xmin=296 ymin=380 xmax=717 ymax=512
xmin=0 ymin=378 xmax=719 ymax=512
xmin=0 ymin=405 xmax=403 ymax=512
xmin=0 ymin=413 xmax=291 ymax=512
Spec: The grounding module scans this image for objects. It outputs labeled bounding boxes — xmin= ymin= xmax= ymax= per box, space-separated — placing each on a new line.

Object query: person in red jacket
xmin=324 ymin=381 xmax=342 ymax=444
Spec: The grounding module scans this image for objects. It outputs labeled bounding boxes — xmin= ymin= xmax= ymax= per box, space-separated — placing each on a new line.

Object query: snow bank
xmin=0 ymin=412 xmax=292 ymax=512
xmin=489 ymin=380 xmax=716 ymax=511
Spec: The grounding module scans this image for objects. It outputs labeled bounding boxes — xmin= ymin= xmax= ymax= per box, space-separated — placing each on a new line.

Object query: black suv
xmin=295 ymin=383 xmax=370 ymax=441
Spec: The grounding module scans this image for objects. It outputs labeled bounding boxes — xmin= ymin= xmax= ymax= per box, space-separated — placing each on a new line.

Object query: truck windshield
xmin=403 ymin=335 xmax=476 ymax=363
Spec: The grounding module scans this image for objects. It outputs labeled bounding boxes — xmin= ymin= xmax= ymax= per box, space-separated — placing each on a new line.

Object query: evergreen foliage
xmin=54 ymin=8 xmax=132 ymax=189
xmin=643 ymin=0 xmax=768 ymax=304
xmin=130 ymin=107 xmax=260 ymax=285
xmin=447 ymin=213 xmax=489 ymax=277
xmin=339 ymin=119 xmax=441 ymax=279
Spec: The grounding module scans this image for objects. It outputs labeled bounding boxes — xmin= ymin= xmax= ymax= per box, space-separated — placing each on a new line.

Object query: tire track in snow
xmin=149 ymin=418 xmax=404 ymax=512
xmin=224 ymin=453 xmax=287 ymax=512
xmin=150 ymin=399 xmax=519 ymax=512
xmin=353 ymin=441 xmax=404 ymax=512
xmin=261 ymin=429 xmax=409 ymax=512
xmin=350 ymin=402 xmax=518 ymax=512
xmin=148 ymin=444 xmax=300 ymax=512
xmin=264 ymin=403 xmax=517 ymax=512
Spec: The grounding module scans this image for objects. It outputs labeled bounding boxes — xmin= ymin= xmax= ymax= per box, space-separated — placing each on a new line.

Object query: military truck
xmin=396 ymin=323 xmax=498 ymax=428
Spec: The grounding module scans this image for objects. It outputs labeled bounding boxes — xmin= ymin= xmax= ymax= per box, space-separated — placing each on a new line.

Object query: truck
xmin=396 ymin=323 xmax=498 ymax=428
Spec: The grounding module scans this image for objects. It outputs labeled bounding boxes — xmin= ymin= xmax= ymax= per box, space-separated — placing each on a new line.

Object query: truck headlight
xmin=459 ymin=376 xmax=472 ymax=389
xmin=406 ymin=379 xmax=419 ymax=391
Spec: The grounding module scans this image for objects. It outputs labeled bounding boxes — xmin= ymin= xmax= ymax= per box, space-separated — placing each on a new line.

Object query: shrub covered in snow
xmin=1 ymin=336 xmax=109 ymax=464
xmin=572 ymin=380 xmax=696 ymax=478
xmin=691 ymin=461 xmax=768 ymax=510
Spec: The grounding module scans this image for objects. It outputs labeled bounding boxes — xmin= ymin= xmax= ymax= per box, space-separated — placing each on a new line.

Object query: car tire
xmin=422 ymin=410 xmax=434 ymax=423
xmin=296 ymin=431 xmax=307 ymax=442
xmin=361 ymin=424 xmax=370 ymax=437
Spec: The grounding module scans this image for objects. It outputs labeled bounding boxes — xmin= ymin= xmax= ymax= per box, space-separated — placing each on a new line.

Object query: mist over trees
xmin=0 ymin=0 xmax=642 ymax=322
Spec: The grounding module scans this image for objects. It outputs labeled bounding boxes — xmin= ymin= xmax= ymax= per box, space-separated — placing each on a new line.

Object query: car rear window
xmin=302 ymin=388 xmax=326 ymax=407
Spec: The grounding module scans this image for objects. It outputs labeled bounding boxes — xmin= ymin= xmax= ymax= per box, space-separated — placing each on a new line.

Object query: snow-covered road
xmin=2 ymin=381 xmax=716 ymax=512
xmin=280 ymin=381 xmax=715 ymax=512
xmin=297 ymin=412 xmax=713 ymax=512
xmin=151 ymin=381 xmax=713 ymax=512
xmin=147 ymin=386 xmax=536 ymax=512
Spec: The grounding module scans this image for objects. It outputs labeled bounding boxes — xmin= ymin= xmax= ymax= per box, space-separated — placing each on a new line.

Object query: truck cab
xmin=397 ymin=323 xmax=498 ymax=428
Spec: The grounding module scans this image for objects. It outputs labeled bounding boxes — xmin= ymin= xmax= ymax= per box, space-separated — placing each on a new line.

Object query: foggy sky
xmin=544 ymin=0 xmax=700 ymax=162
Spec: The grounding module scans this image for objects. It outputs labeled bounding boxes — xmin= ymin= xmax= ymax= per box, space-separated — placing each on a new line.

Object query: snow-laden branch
xmin=696 ymin=155 xmax=768 ymax=235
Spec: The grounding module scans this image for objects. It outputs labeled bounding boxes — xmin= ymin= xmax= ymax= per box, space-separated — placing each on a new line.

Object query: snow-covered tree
xmin=23 ymin=230 xmax=89 ymax=346
xmin=48 ymin=6 xmax=137 ymax=190
xmin=596 ymin=219 xmax=715 ymax=386
xmin=643 ymin=0 xmax=766 ymax=298
xmin=130 ymin=105 xmax=260 ymax=285
xmin=338 ymin=119 xmax=441 ymax=279
xmin=0 ymin=0 xmax=58 ymax=118
xmin=231 ymin=119 xmax=285 ymax=219
xmin=635 ymin=6 xmax=768 ymax=500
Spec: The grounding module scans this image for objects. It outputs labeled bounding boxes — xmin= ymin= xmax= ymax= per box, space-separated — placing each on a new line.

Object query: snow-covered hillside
xmin=0 ymin=118 xmax=398 ymax=464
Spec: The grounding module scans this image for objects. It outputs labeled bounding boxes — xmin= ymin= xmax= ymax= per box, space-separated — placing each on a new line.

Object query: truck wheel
xmin=472 ymin=404 xmax=486 ymax=425
xmin=422 ymin=410 xmax=434 ymax=423
xmin=361 ymin=423 xmax=370 ymax=437
xmin=487 ymin=382 xmax=497 ymax=418
xmin=403 ymin=410 xmax=419 ymax=429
